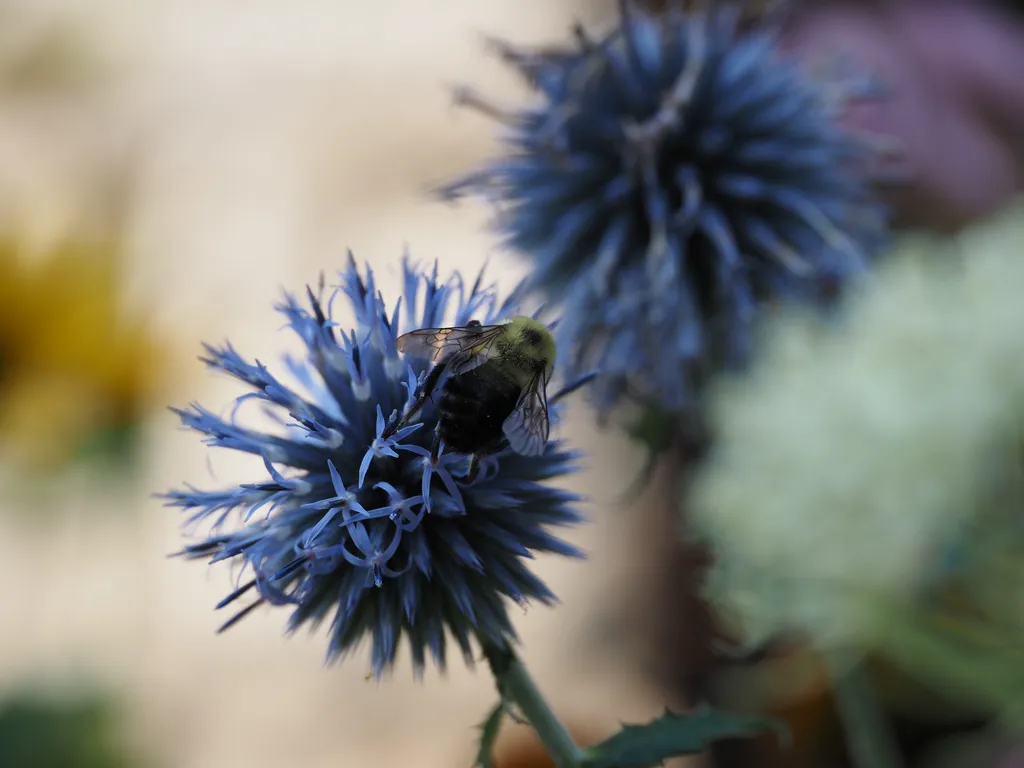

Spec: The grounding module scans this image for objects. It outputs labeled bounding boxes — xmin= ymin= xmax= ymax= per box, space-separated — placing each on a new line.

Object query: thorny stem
xmin=828 ymin=653 xmax=905 ymax=768
xmin=480 ymin=637 xmax=586 ymax=768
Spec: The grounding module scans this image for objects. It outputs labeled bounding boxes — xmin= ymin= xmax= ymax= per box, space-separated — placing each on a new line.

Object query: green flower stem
xmin=828 ymin=653 xmax=904 ymax=768
xmin=479 ymin=637 xmax=585 ymax=768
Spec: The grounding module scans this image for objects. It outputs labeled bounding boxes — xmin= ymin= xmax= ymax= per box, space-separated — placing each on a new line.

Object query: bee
xmin=383 ymin=316 xmax=555 ymax=482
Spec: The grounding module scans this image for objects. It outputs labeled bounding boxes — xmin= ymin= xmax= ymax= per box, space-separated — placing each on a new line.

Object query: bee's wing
xmin=502 ymin=369 xmax=550 ymax=456
xmin=395 ymin=324 xmax=506 ymax=376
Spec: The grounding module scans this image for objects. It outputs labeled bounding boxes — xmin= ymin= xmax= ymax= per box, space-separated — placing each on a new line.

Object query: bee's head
xmin=506 ymin=315 xmax=556 ymax=379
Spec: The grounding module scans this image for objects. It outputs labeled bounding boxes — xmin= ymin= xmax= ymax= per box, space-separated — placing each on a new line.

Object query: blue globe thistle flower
xmin=160 ymin=255 xmax=586 ymax=676
xmin=441 ymin=3 xmax=890 ymax=414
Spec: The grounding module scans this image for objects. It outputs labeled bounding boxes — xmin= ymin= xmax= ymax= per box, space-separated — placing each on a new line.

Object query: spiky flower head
xmin=161 ymin=255 xmax=585 ymax=676
xmin=442 ymin=2 xmax=888 ymax=415
xmin=687 ymin=202 xmax=1024 ymax=721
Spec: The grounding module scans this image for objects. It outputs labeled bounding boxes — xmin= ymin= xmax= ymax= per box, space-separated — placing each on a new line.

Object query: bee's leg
xmin=383 ymin=361 xmax=447 ymax=439
xmin=463 ymin=454 xmax=481 ymax=484
xmin=430 ymin=429 xmax=443 ymax=463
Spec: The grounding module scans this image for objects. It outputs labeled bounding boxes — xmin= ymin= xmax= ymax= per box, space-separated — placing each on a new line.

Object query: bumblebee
xmin=383 ymin=316 xmax=555 ymax=481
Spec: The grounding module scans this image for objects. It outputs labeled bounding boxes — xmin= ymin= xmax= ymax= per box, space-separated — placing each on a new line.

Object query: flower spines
xmin=441 ymin=3 xmax=889 ymax=413
xmin=162 ymin=256 xmax=584 ymax=675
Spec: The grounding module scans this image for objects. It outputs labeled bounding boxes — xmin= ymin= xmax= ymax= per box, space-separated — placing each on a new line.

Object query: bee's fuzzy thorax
xmin=501 ymin=315 xmax=557 ymax=382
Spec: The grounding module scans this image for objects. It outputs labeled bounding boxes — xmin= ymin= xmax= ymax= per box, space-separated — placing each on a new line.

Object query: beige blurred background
xmin=0 ymin=1 xmax=688 ymax=766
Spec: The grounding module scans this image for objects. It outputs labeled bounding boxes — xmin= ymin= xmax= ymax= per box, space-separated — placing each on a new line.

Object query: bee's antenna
xmin=550 ymin=370 xmax=598 ymax=404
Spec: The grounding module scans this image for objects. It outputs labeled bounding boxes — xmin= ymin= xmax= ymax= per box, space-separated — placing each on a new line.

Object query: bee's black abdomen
xmin=437 ymin=362 xmax=521 ymax=455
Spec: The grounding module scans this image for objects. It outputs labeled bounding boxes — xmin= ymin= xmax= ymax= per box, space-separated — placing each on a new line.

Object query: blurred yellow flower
xmin=688 ymin=201 xmax=1024 ymax=724
xmin=0 ymin=234 xmax=167 ymax=475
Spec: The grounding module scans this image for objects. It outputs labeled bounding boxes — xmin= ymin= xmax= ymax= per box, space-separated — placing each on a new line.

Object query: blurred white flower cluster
xmin=688 ymin=201 xmax=1024 ymax=721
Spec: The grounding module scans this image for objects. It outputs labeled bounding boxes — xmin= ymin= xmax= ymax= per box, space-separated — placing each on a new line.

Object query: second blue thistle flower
xmin=442 ymin=3 xmax=889 ymax=414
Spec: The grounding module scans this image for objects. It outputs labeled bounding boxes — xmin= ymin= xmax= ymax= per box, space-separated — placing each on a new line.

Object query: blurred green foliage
xmin=0 ymin=688 xmax=138 ymax=768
